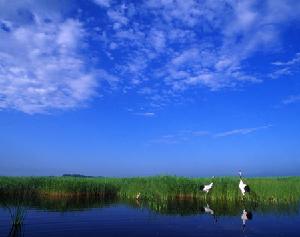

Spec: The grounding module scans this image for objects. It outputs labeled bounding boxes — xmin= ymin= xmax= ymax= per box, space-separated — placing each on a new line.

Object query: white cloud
xmin=0 ymin=7 xmax=99 ymax=114
xmin=107 ymin=9 xmax=128 ymax=26
xmin=171 ymin=48 xmax=199 ymax=66
xmin=149 ymin=29 xmax=166 ymax=52
xmin=2 ymin=0 xmax=300 ymax=114
xmin=134 ymin=112 xmax=155 ymax=117
xmin=94 ymin=0 xmax=111 ymax=8
xmin=95 ymin=0 xmax=300 ymax=96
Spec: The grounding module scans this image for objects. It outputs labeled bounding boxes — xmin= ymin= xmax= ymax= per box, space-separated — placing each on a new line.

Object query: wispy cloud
xmin=150 ymin=125 xmax=271 ymax=144
xmin=281 ymin=95 xmax=300 ymax=105
xmin=134 ymin=112 xmax=155 ymax=117
xmin=270 ymin=53 xmax=300 ymax=78
xmin=95 ymin=0 xmax=300 ymax=97
xmin=150 ymin=130 xmax=210 ymax=144
xmin=272 ymin=53 xmax=300 ymax=66
xmin=214 ymin=125 xmax=272 ymax=138
xmin=94 ymin=0 xmax=111 ymax=8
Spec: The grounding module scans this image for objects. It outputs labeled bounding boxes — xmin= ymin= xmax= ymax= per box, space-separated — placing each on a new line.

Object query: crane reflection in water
xmin=241 ymin=209 xmax=253 ymax=231
xmin=200 ymin=203 xmax=218 ymax=223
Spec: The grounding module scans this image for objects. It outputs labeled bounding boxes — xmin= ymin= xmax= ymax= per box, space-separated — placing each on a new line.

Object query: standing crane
xmin=200 ymin=176 xmax=214 ymax=200
xmin=238 ymin=171 xmax=250 ymax=196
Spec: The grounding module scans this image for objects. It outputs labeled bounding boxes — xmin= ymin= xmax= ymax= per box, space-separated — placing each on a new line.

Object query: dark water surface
xmin=1 ymin=199 xmax=300 ymax=237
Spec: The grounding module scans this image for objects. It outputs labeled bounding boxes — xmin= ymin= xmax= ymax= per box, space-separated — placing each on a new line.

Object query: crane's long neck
xmin=239 ymin=171 xmax=242 ymax=179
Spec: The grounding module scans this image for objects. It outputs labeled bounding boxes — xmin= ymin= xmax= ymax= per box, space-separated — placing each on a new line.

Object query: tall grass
xmin=1 ymin=176 xmax=300 ymax=203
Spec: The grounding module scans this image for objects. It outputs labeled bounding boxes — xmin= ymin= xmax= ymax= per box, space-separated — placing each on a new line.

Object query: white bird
xmin=239 ymin=171 xmax=250 ymax=196
xmin=201 ymin=182 xmax=213 ymax=193
xmin=200 ymin=176 xmax=214 ymax=199
xmin=136 ymin=192 xmax=141 ymax=200
xmin=241 ymin=209 xmax=253 ymax=231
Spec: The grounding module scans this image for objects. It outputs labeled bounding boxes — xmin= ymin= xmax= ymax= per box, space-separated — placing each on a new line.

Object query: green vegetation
xmin=0 ymin=176 xmax=118 ymax=198
xmin=0 ymin=176 xmax=300 ymax=204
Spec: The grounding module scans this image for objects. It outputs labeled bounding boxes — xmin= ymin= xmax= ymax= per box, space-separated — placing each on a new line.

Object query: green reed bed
xmin=0 ymin=176 xmax=118 ymax=198
xmin=0 ymin=176 xmax=300 ymax=203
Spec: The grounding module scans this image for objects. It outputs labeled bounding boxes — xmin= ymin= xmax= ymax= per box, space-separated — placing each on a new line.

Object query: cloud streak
xmin=270 ymin=53 xmax=300 ymax=78
xmin=214 ymin=125 xmax=272 ymax=138
xmin=134 ymin=112 xmax=155 ymax=117
xmin=281 ymin=95 xmax=300 ymax=105
xmin=150 ymin=125 xmax=271 ymax=144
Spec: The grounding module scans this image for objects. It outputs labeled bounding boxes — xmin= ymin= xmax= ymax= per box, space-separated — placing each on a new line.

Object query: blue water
xmin=1 ymin=203 xmax=300 ymax=237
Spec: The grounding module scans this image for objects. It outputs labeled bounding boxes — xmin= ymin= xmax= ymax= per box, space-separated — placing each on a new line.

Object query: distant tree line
xmin=62 ymin=174 xmax=95 ymax=178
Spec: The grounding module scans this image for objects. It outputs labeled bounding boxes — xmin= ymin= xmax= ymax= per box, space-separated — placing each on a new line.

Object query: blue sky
xmin=0 ymin=0 xmax=300 ymax=177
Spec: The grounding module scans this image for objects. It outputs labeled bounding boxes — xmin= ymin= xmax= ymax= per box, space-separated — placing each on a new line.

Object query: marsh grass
xmin=0 ymin=176 xmax=300 ymax=204
xmin=0 ymin=176 xmax=118 ymax=198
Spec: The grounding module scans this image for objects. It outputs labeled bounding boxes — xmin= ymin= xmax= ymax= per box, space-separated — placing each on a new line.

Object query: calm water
xmin=1 ymin=199 xmax=300 ymax=237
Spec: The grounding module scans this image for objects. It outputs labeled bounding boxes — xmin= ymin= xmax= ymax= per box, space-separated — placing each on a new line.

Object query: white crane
xmin=239 ymin=171 xmax=250 ymax=196
xmin=200 ymin=176 xmax=214 ymax=199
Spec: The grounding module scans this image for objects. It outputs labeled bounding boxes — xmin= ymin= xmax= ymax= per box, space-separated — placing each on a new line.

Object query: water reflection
xmin=0 ymin=195 xmax=299 ymax=216
xmin=7 ymin=225 xmax=24 ymax=237
xmin=241 ymin=209 xmax=253 ymax=232
xmin=200 ymin=203 xmax=217 ymax=223
xmin=0 ymin=196 xmax=299 ymax=237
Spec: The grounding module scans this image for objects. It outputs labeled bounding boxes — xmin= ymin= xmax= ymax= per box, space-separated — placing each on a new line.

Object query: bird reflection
xmin=135 ymin=199 xmax=141 ymax=207
xmin=200 ymin=203 xmax=217 ymax=223
xmin=241 ymin=209 xmax=253 ymax=231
